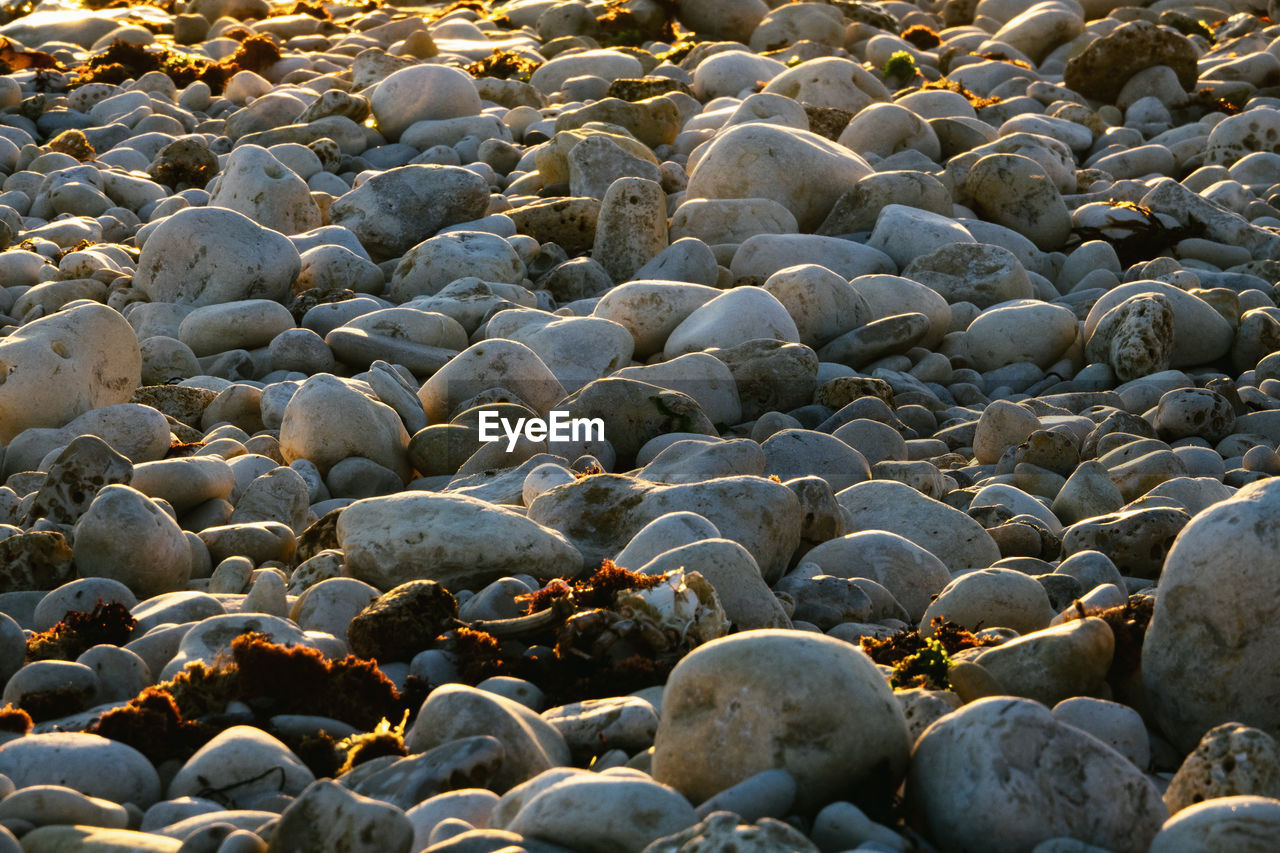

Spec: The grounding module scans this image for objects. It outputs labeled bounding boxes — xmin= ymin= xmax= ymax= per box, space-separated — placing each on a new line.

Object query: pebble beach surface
xmin=1 ymin=0 xmax=1280 ymax=850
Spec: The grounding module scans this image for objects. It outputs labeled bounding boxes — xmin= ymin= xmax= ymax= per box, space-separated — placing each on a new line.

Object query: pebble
xmin=653 ymin=630 xmax=909 ymax=814
xmin=907 ymin=697 xmax=1167 ymax=852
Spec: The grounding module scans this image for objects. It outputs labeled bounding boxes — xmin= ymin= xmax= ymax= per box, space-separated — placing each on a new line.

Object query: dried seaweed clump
xmin=475 ymin=562 xmax=727 ymax=704
xmin=465 ymin=49 xmax=542 ymax=82
xmin=90 ymin=686 xmax=217 ymax=764
xmin=901 ymin=24 xmax=941 ymax=49
xmin=596 ymin=0 xmax=680 ymax=47
xmin=284 ymin=0 xmax=331 ymax=19
xmin=1071 ymin=200 xmax=1203 ymax=267
xmin=71 ymin=34 xmax=283 ymax=95
xmin=231 ymin=632 xmax=401 ymax=730
xmin=861 ymin=618 xmax=999 ymax=691
xmin=1063 ymin=594 xmax=1153 ymax=680
xmin=26 ymin=600 xmax=136 ymax=662
xmin=0 ymin=704 xmax=32 ymax=734
xmin=335 ymin=712 xmax=409 ymax=775
xmin=921 ymin=77 xmax=1001 ymax=109
xmin=517 ymin=559 xmax=665 ymax=614
xmin=91 ymin=633 xmax=417 ymax=765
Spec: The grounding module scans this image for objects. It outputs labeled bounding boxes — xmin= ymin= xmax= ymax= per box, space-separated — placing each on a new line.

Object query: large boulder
xmin=653 ymin=629 xmax=910 ymax=814
xmin=907 ymin=697 xmax=1166 ymax=852
xmin=685 ymin=123 xmax=872 ymax=231
xmin=135 ymin=206 xmax=300 ymax=305
xmin=1144 ymin=478 xmax=1280 ymax=752
xmin=0 ymin=303 xmax=140 ymax=443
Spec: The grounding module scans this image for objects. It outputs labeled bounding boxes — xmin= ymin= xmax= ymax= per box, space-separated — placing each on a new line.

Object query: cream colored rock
xmin=169 ymin=725 xmax=314 ymax=806
xmin=280 ymin=374 xmax=410 ymax=480
xmin=798 ymin=531 xmax=951 ymax=623
xmin=505 ymin=770 xmax=697 ymax=853
xmin=371 ymin=64 xmax=482 ymax=141
xmin=417 ymin=339 xmax=565 ymax=422
xmin=407 ymin=684 xmax=571 ymax=792
xmin=686 ymin=124 xmax=873 ymax=231
xmin=920 ymin=568 xmax=1056 ymax=637
xmin=337 ymin=492 xmax=583 ymax=590
xmin=653 ymin=630 xmax=910 ymax=814
xmin=972 ymin=617 xmax=1115 ymax=706
xmin=0 ymin=302 xmax=140 ymax=443
xmin=209 ymin=144 xmax=320 ymax=234
xmin=964 ymin=300 xmax=1078 ymax=372
xmin=1144 ymin=478 xmax=1280 ymax=752
xmin=837 ymin=480 xmax=1001 ymax=571
xmin=1150 ymin=796 xmax=1280 ymax=853
xmin=907 ymin=697 xmax=1166 ymax=853
xmin=73 ymin=484 xmax=191 ymax=598
xmin=135 ymin=206 xmax=300 ymax=305
xmin=760 ymin=57 xmax=889 ymax=114
xmin=592 ymin=281 xmax=719 ymax=359
xmin=663 ymin=287 xmax=798 ymax=359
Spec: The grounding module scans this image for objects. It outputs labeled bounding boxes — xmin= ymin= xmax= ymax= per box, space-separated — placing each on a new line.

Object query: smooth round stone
xmin=33 ymin=578 xmax=137 ymax=631
xmin=907 ymin=697 xmax=1166 ymax=852
xmin=405 ymin=789 xmax=499 ymax=850
xmin=0 ymin=303 xmax=140 ymax=444
xmin=336 ymin=492 xmax=581 ymax=591
xmin=417 ymin=339 xmax=566 ymax=422
xmin=663 ymin=286 xmax=798 ymax=359
xmin=848 ymin=275 xmax=951 ymax=350
xmin=1150 ymin=795 xmax=1280 ymax=853
xmin=388 ymin=230 xmax=526 ymax=301
xmin=964 ymin=301 xmax=1078 ymax=372
xmin=965 ymin=153 xmax=1072 ymax=251
xmin=731 ymin=233 xmax=894 ymax=284
xmin=760 ymin=264 xmax=871 ymax=350
xmin=77 ymin=644 xmax=151 ymax=704
xmin=328 ymin=165 xmax=491 ymax=262
xmin=652 ymin=630 xmax=910 ymax=814
xmin=73 ymin=484 xmax=191 ymax=598
xmin=838 ymin=480 xmax=1001 ymax=572
xmin=592 ymin=281 xmax=719 ymax=358
xmin=529 ymin=49 xmax=644 ymax=94
xmin=0 ymin=732 xmax=161 ymax=807
xmin=971 ymin=617 xmax=1115 ymax=706
xmin=135 ymin=207 xmax=300 ymax=306
xmin=612 ymin=512 xmax=721 ymax=569
xmin=208 ymin=143 xmax=320 ymax=234
xmin=841 ymin=104 xmax=941 ymax=163
xmin=685 ymin=123 xmax=873 ymax=231
xmin=920 ymin=568 xmax=1056 ymax=637
xmin=2 ymin=658 xmax=98 ymax=710
xmin=168 ymin=725 xmax=314 ymax=806
xmin=407 ymin=684 xmax=571 ymax=791
xmin=177 ymin=299 xmax=295 ymax=358
xmin=1144 ymin=478 xmax=1280 ymax=752
xmin=370 ymin=64 xmax=482 ymax=141
xmin=280 ymin=374 xmax=411 ymax=480
xmin=0 ymin=784 xmax=129 ymax=829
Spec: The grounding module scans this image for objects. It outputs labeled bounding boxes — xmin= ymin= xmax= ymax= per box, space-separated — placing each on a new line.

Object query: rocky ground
xmin=0 ymin=0 xmax=1279 ymax=850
